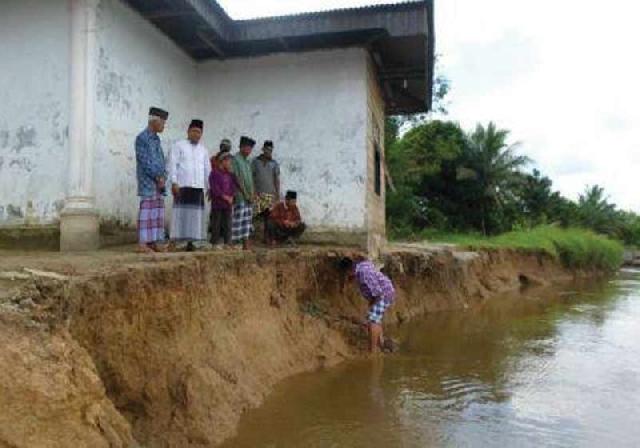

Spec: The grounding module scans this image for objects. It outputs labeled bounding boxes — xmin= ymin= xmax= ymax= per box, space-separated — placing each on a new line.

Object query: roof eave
xmin=120 ymin=0 xmax=435 ymax=115
xmin=235 ymin=1 xmax=428 ymax=41
xmin=424 ymin=0 xmax=435 ymax=113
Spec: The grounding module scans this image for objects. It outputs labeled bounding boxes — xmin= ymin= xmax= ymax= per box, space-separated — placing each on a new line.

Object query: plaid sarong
xmin=232 ymin=201 xmax=253 ymax=243
xmin=138 ymin=194 xmax=165 ymax=244
xmin=368 ymin=298 xmax=392 ymax=324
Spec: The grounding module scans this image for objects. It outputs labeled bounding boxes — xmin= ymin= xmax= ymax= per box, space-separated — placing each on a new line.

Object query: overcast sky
xmin=218 ymin=0 xmax=640 ymax=211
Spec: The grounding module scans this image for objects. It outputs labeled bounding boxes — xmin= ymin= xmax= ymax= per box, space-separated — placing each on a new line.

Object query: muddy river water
xmin=223 ymin=269 xmax=640 ymax=447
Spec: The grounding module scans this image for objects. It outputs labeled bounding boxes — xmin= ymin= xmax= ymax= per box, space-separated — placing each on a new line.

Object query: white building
xmin=0 ymin=0 xmax=434 ymax=253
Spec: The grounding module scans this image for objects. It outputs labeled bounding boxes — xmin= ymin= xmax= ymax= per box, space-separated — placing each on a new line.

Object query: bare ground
xmin=0 ymin=244 xmax=578 ymax=447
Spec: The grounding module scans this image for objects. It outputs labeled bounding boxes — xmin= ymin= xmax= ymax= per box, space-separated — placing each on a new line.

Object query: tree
xmin=576 ymin=185 xmax=619 ymax=235
xmin=546 ymin=192 xmax=579 ymax=227
xmin=519 ymin=169 xmax=553 ymax=223
xmin=616 ymin=211 xmax=640 ymax=247
xmin=384 ymin=119 xmax=638 ymax=244
xmin=386 ymin=120 xmax=466 ymax=232
xmin=460 ymin=122 xmax=531 ymax=234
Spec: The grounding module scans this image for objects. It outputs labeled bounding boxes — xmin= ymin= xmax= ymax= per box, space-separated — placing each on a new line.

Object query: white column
xmin=60 ymin=0 xmax=99 ymax=251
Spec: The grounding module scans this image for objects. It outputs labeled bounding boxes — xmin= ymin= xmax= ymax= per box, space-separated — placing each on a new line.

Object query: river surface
xmin=223 ymin=269 xmax=640 ymax=447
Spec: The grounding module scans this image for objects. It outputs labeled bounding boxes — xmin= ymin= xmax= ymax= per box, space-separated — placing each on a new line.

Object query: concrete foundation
xmin=59 ymin=208 xmax=100 ymax=252
xmin=0 ymin=225 xmax=60 ymax=251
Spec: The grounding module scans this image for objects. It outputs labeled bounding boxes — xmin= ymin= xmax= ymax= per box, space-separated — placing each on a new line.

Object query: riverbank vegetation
xmin=416 ymin=226 xmax=624 ymax=271
xmin=385 ymin=118 xmax=630 ymax=268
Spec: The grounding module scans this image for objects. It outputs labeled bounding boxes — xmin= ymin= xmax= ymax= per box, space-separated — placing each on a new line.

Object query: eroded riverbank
xmin=0 ymin=245 xmax=586 ymax=447
xmin=223 ymin=269 xmax=640 ymax=448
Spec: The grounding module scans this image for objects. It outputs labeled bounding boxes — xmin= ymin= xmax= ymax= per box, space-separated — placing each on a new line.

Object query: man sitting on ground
xmin=266 ymin=191 xmax=306 ymax=245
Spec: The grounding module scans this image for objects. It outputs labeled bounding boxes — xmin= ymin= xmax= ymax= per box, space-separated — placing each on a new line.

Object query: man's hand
xmin=156 ymin=176 xmax=166 ymax=191
xmin=171 ymin=183 xmax=180 ymax=198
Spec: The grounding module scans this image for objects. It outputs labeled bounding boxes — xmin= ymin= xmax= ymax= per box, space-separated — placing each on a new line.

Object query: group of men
xmin=134 ymin=107 xmax=306 ymax=253
xmin=135 ymin=107 xmax=394 ymax=353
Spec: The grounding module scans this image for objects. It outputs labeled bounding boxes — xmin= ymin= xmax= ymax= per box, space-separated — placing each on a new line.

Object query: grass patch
xmin=405 ymin=226 xmax=624 ymax=271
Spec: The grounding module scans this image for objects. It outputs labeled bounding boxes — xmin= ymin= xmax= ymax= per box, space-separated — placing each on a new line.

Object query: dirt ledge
xmin=0 ymin=245 xmax=581 ymax=447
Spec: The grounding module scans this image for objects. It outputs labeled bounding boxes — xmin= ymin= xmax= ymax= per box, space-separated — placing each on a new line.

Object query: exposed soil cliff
xmin=0 ymin=245 xmax=578 ymax=447
xmin=0 ymin=311 xmax=134 ymax=448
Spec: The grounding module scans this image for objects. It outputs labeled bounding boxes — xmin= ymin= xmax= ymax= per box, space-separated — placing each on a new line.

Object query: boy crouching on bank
xmin=341 ymin=254 xmax=395 ymax=353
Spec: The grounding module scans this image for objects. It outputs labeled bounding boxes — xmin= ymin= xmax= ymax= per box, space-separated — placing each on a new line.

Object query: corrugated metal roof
xmin=207 ymin=0 xmax=233 ymax=23
xmin=231 ymin=1 xmax=426 ymax=23
xmin=123 ymin=0 xmax=434 ymax=114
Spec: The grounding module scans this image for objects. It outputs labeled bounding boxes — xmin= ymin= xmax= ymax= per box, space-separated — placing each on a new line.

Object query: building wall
xmin=94 ymin=0 xmax=199 ymax=229
xmin=365 ymin=56 xmax=387 ymax=255
xmin=0 ymin=0 xmax=70 ymax=226
xmin=0 ymin=2 xmax=378 ymax=245
xmin=197 ymin=49 xmax=369 ymax=236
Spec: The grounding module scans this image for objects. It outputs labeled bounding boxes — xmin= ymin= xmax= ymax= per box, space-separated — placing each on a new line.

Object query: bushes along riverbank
xmin=411 ymin=226 xmax=624 ymax=271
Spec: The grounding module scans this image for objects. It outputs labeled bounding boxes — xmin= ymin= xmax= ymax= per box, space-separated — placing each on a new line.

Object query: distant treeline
xmin=386 ymin=119 xmax=640 ymax=247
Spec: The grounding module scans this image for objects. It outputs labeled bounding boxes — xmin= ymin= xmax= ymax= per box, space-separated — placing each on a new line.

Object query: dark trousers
xmin=266 ymin=221 xmax=306 ymax=242
xmin=257 ymin=209 xmax=270 ymax=243
xmin=210 ymin=208 xmax=232 ymax=245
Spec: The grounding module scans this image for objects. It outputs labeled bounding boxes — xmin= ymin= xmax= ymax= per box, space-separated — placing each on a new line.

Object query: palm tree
xmin=577 ymin=185 xmax=619 ymax=235
xmin=460 ymin=122 xmax=531 ymax=234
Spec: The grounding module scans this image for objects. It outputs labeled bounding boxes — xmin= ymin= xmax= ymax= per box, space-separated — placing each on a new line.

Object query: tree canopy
xmin=386 ymin=119 xmax=640 ymax=246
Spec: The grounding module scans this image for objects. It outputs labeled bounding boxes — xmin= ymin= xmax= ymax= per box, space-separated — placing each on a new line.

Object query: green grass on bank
xmin=397 ymin=226 xmax=624 ymax=271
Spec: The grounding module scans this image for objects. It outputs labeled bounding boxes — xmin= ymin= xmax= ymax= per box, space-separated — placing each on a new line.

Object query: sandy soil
xmin=0 ymin=244 xmax=578 ymax=447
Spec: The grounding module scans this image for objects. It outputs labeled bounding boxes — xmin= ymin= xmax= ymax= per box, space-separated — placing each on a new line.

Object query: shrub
xmin=411 ymin=226 xmax=624 ymax=271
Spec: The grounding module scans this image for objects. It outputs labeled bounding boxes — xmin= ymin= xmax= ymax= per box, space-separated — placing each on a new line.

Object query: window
xmin=374 ymin=145 xmax=382 ymax=196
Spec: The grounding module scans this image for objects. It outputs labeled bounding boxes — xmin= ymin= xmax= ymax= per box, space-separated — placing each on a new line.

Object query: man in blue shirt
xmin=135 ymin=107 xmax=169 ymax=253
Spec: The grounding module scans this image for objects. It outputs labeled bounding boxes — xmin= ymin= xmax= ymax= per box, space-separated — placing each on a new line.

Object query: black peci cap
xmin=149 ymin=107 xmax=169 ymax=120
xmin=240 ymin=136 xmax=256 ymax=148
xmin=189 ymin=119 xmax=203 ymax=130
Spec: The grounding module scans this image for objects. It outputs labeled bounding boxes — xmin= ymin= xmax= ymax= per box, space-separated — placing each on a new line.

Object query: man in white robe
xmin=167 ymin=119 xmax=211 ymax=250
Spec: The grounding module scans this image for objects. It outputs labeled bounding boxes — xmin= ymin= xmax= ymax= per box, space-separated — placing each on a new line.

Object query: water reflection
xmin=223 ymin=270 xmax=640 ymax=447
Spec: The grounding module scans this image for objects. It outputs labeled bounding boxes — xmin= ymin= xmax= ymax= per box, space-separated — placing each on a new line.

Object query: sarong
xmin=171 ymin=187 xmax=205 ymax=241
xmin=232 ymin=201 xmax=253 ymax=243
xmin=254 ymin=193 xmax=275 ymax=217
xmin=138 ymin=194 xmax=165 ymax=244
xmin=368 ymin=298 xmax=393 ymax=324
